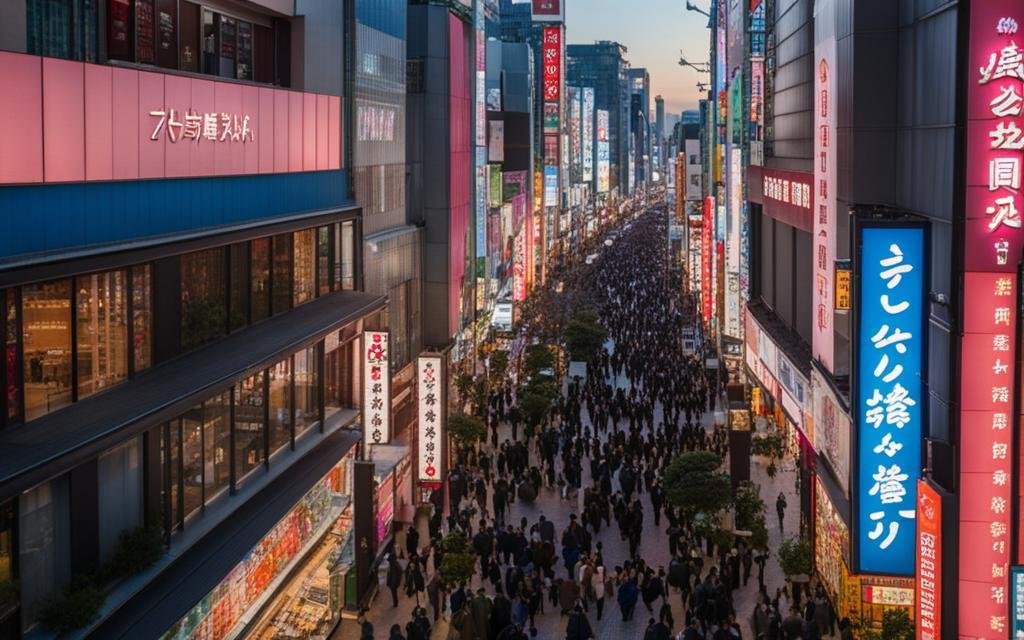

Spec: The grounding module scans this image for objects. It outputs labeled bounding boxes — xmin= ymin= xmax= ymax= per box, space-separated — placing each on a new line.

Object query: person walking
xmin=776 ymin=492 xmax=787 ymax=534
xmin=386 ymin=554 xmax=403 ymax=608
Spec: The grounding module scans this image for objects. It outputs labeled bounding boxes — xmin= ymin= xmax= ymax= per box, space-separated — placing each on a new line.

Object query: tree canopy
xmin=662 ymin=451 xmax=732 ymax=518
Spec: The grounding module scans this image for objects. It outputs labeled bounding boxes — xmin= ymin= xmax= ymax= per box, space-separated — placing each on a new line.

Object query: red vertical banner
xmin=702 ymin=196 xmax=714 ymax=323
xmin=916 ymin=480 xmax=941 ymax=640
xmin=960 ymin=3 xmax=1024 ymax=637
xmin=542 ymin=27 xmax=560 ymax=102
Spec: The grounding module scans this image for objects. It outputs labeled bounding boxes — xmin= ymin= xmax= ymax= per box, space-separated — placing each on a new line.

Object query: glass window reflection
xmin=76 ymin=270 xmax=128 ymax=399
xmin=22 ymin=280 xmax=72 ymax=421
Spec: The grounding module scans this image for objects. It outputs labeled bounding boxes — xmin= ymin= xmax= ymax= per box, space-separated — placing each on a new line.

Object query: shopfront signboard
xmin=582 ymin=87 xmax=594 ymax=183
xmin=416 ymin=355 xmax=444 ymax=484
xmin=544 ymin=166 xmax=558 ymax=207
xmin=915 ymin=479 xmax=941 ymax=640
xmin=811 ymin=368 xmax=850 ymax=495
xmin=835 ymin=262 xmax=851 ymax=311
xmin=813 ymin=0 xmax=837 ymax=373
xmin=814 ymin=478 xmax=849 ymax=600
xmin=363 ymin=331 xmax=391 ymax=444
xmin=855 ymin=225 xmax=924 ymax=576
xmin=701 ymin=196 xmax=714 ymax=323
xmin=751 ymin=167 xmax=813 ymax=232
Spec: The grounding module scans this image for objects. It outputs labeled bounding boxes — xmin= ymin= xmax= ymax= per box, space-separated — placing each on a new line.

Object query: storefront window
xmin=76 ymin=270 xmax=128 ymax=399
xmin=317 ymin=226 xmax=332 ymax=297
xmin=0 ymin=498 xmax=13 ymax=583
xmin=181 ymin=406 xmax=204 ymax=521
xmin=294 ymin=229 xmax=316 ymax=306
xmin=268 ymin=358 xmax=291 ymax=456
xmin=340 ymin=221 xmax=355 ymax=291
xmin=181 ymin=248 xmax=227 ymax=351
xmin=235 ymin=372 xmax=265 ymax=481
xmin=251 ymin=237 xmax=271 ymax=322
xmin=19 ymin=477 xmax=69 ymax=632
xmin=22 ymin=280 xmax=72 ymax=422
xmin=168 ymin=421 xmax=182 ymax=531
xmin=229 ymin=243 xmax=250 ymax=332
xmin=295 ymin=346 xmax=319 ymax=437
xmin=26 ymin=0 xmax=97 ymax=62
xmin=132 ymin=265 xmax=152 ymax=373
xmin=4 ymin=290 xmax=21 ymax=424
xmin=203 ymin=391 xmax=231 ymax=504
xmin=325 ymin=338 xmax=355 ymax=419
xmin=272 ymin=234 xmax=292 ymax=315
xmin=97 ymin=437 xmax=142 ymax=563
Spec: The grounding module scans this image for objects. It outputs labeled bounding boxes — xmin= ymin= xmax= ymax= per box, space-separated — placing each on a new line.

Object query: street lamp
xmin=685 ymin=1 xmax=710 ymax=18
xmin=678 ymin=54 xmax=710 ymax=74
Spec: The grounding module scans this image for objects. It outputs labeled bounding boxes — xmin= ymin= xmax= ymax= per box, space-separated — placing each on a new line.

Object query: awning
xmin=0 ymin=291 xmax=384 ymax=501
xmin=87 ymin=428 xmax=362 ymax=640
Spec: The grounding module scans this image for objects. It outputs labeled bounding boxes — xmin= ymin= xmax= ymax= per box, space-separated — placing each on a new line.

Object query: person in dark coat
xmin=388 ymin=623 xmax=405 ymax=640
xmin=426 ymin=572 xmax=442 ymax=622
xmin=450 ymin=584 xmax=468 ymax=615
xmin=618 ymin=577 xmax=639 ymax=621
xmin=490 ymin=590 xmax=513 ymax=639
xmin=470 ymin=589 xmax=493 ymax=639
xmin=565 ymin=603 xmax=595 ymax=640
xmin=386 ymin=554 xmax=403 ymax=607
xmin=406 ymin=524 xmax=420 ymax=558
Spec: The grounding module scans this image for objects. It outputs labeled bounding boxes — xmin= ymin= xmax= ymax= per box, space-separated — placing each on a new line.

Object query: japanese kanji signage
xmin=813 ymin=0 xmax=837 ymax=372
xmin=417 ymin=355 xmax=444 ymax=484
xmin=363 ymin=331 xmax=391 ymax=444
xmin=960 ymin=5 xmax=1023 ymax=637
xmin=916 ymin=479 xmax=941 ymax=640
xmin=834 ymin=263 xmax=851 ymax=311
xmin=531 ymin=0 xmax=563 ymax=22
xmin=959 ymin=273 xmax=1018 ymax=636
xmin=702 ymin=196 xmax=715 ymax=324
xmin=966 ymin=4 xmax=1024 ymax=273
xmin=149 ymin=109 xmax=254 ymax=144
xmin=542 ymin=27 xmax=561 ymax=102
xmin=856 ymin=225 xmax=924 ymax=576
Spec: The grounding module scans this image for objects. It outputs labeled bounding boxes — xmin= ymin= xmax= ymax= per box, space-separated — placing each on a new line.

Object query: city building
xmin=654 ymin=94 xmax=665 ymax=179
xmin=626 ymin=67 xmax=650 ymax=189
xmin=0 ymin=2 xmax=391 ymax=638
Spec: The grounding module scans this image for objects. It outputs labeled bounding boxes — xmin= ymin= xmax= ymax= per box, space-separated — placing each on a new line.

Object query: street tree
xmin=663 ymin=451 xmax=732 ymax=518
xmin=563 ymin=310 xmax=608 ymax=363
xmin=447 ymin=413 xmax=486 ymax=465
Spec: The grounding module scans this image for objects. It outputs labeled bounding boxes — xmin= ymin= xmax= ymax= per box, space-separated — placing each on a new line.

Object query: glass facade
xmin=235 ymin=371 xmax=266 ymax=482
xmin=26 ymin=0 xmax=98 ymax=62
xmin=0 ymin=221 xmax=359 ymax=431
xmin=268 ymin=358 xmax=291 ymax=456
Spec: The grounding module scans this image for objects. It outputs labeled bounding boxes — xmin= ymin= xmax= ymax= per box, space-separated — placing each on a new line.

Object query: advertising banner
xmin=752 ymin=168 xmax=814 ymax=231
xmin=363 ymin=331 xmax=391 ymax=444
xmin=543 ymin=103 xmax=560 ymax=133
xmin=488 ymin=164 xmax=502 ymax=208
xmin=813 ymin=0 xmax=837 ymax=372
xmin=582 ymin=87 xmax=594 ymax=183
xmin=531 ymin=0 xmax=563 ymax=22
xmin=417 ymin=355 xmax=444 ymax=483
xmin=476 ymin=156 xmax=487 ymax=259
xmin=856 ymin=225 xmax=924 ymax=576
xmin=513 ymin=228 xmax=526 ymax=302
xmin=814 ymin=477 xmax=849 ymax=599
xmin=915 ymin=480 xmax=941 ymax=640
xmin=544 ymin=165 xmax=558 ymax=207
xmin=1013 ymin=567 xmax=1024 ymax=638
xmin=488 ymin=120 xmax=504 ymax=162
xmin=503 ymin=170 xmax=528 ymax=201
xmin=960 ymin=3 xmax=1023 ymax=635
xmin=569 ymin=87 xmax=582 ymax=184
xmin=701 ymin=197 xmax=715 ymax=323
xmin=597 ymin=109 xmax=610 ymax=193
xmin=725 ymin=146 xmax=742 ymax=338
xmin=811 ymin=368 xmax=850 ymax=495
xmin=542 ymin=27 xmax=561 ymax=102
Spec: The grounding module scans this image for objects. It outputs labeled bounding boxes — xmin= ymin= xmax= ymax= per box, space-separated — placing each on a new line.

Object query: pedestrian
xmin=618 ymin=574 xmax=639 ymax=622
xmin=389 ymin=622 xmax=405 ymax=640
xmin=776 ymin=492 xmax=787 ymax=533
xmin=565 ymin=603 xmax=595 ymax=640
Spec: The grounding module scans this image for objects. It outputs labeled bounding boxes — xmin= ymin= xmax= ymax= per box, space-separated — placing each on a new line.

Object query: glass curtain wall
xmin=21 ymin=280 xmax=72 ymax=421
xmin=76 ymin=270 xmax=128 ymax=399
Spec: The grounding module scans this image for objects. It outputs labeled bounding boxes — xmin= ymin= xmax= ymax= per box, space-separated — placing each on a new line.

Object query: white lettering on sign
xmin=149 ymin=109 xmax=254 ymax=143
xmin=762 ymin=174 xmax=811 ymax=209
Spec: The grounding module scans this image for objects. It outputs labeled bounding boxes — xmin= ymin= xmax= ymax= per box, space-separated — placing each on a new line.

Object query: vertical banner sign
xmin=542 ymin=27 xmax=561 ymax=102
xmin=476 ymin=31 xmax=486 ymax=147
xmin=725 ymin=147 xmax=742 ymax=338
xmin=570 ymin=87 xmax=582 ymax=185
xmin=702 ymin=197 xmax=715 ymax=323
xmin=417 ymin=355 xmax=444 ymax=483
xmin=513 ymin=230 xmax=526 ymax=301
xmin=363 ymin=331 xmax=391 ymax=444
xmin=813 ymin=0 xmax=837 ymax=372
xmin=1012 ymin=567 xmax=1024 ymax=637
xmin=488 ymin=120 xmax=505 ymax=162
xmin=915 ymin=480 xmax=941 ymax=640
xmin=544 ymin=166 xmax=559 ymax=207
xmin=583 ymin=88 xmax=595 ymax=183
xmin=597 ymin=110 xmax=610 ymax=193
xmin=961 ymin=3 xmax=1024 ymax=636
xmin=856 ymin=226 xmax=924 ymax=576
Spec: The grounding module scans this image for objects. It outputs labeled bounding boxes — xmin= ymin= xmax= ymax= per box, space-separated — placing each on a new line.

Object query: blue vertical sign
xmin=856 ymin=226 xmax=924 ymax=576
xmin=1012 ymin=566 xmax=1024 ymax=636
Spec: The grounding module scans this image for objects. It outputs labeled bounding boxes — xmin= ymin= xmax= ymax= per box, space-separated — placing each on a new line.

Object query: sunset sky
xmin=564 ymin=0 xmax=712 ymax=116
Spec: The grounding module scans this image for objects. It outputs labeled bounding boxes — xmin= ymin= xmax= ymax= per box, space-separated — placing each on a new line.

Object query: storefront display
xmin=814 ymin=478 xmax=849 ymax=599
xmin=161 ymin=456 xmax=354 ymax=640
xmin=375 ymin=471 xmax=394 ymax=548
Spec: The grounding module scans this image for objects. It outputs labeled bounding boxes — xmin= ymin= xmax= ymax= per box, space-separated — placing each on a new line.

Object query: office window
xmin=271 ymin=234 xmax=292 ymax=315
xmin=251 ymin=237 xmax=271 ymax=322
xmin=340 ymin=221 xmax=356 ymax=291
xmin=181 ymin=405 xmax=203 ymax=520
xmin=325 ymin=337 xmax=355 ymax=419
xmin=293 ymin=229 xmax=315 ymax=306
xmin=228 ymin=243 xmax=249 ymax=332
xmin=19 ymin=477 xmax=70 ymax=631
xmin=235 ymin=371 xmax=265 ymax=481
xmin=294 ymin=345 xmax=319 ymax=437
xmin=268 ymin=358 xmax=291 ymax=456
xmin=76 ymin=270 xmax=128 ymax=399
xmin=27 ymin=0 xmax=98 ymax=62
xmin=131 ymin=265 xmax=152 ymax=373
xmin=203 ymin=391 xmax=231 ymax=503
xmin=22 ymin=280 xmax=72 ymax=422
xmin=317 ymin=226 xmax=332 ymax=297
xmin=181 ymin=248 xmax=227 ymax=351
xmin=4 ymin=290 xmax=20 ymax=424
xmin=167 ymin=421 xmax=182 ymax=530
xmin=0 ymin=499 xmax=12 ymax=583
xmin=97 ymin=437 xmax=142 ymax=563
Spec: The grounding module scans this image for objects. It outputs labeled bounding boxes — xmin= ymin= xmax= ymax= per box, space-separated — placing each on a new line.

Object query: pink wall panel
xmin=163 ymin=74 xmax=191 ymax=177
xmin=43 ymin=57 xmax=85 ymax=182
xmin=316 ymin=94 xmax=329 ymax=170
xmin=302 ymin=93 xmax=316 ymax=171
xmin=258 ymin=88 xmax=275 ymax=174
xmin=214 ymin=82 xmax=243 ymax=175
xmin=328 ymin=96 xmax=341 ymax=170
xmin=84 ymin=64 xmax=113 ymax=181
xmin=137 ymin=72 xmax=165 ymax=179
xmin=111 ymin=68 xmax=139 ymax=180
xmin=242 ymin=85 xmax=260 ymax=174
xmin=189 ymin=79 xmax=215 ymax=176
xmin=288 ymin=92 xmax=303 ymax=172
xmin=274 ymin=90 xmax=290 ymax=173
xmin=0 ymin=52 xmax=43 ymax=184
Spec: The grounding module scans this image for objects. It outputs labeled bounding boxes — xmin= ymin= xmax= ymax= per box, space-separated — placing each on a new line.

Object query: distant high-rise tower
xmin=655 ymin=95 xmax=665 ymax=177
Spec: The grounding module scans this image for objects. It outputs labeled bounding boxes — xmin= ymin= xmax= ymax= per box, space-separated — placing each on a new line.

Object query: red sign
xmin=959 ymin=273 xmax=1017 ymax=637
xmin=748 ymin=167 xmax=813 ymax=232
xmin=701 ymin=196 xmax=714 ymax=323
xmin=965 ymin=2 xmax=1024 ymax=273
xmin=542 ymin=27 xmax=561 ymax=102
xmin=532 ymin=0 xmax=561 ymax=18
xmin=916 ymin=480 xmax=941 ymax=640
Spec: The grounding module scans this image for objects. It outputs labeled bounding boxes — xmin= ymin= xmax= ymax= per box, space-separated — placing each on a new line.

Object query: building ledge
xmin=746 ymin=299 xmax=813 ymax=378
